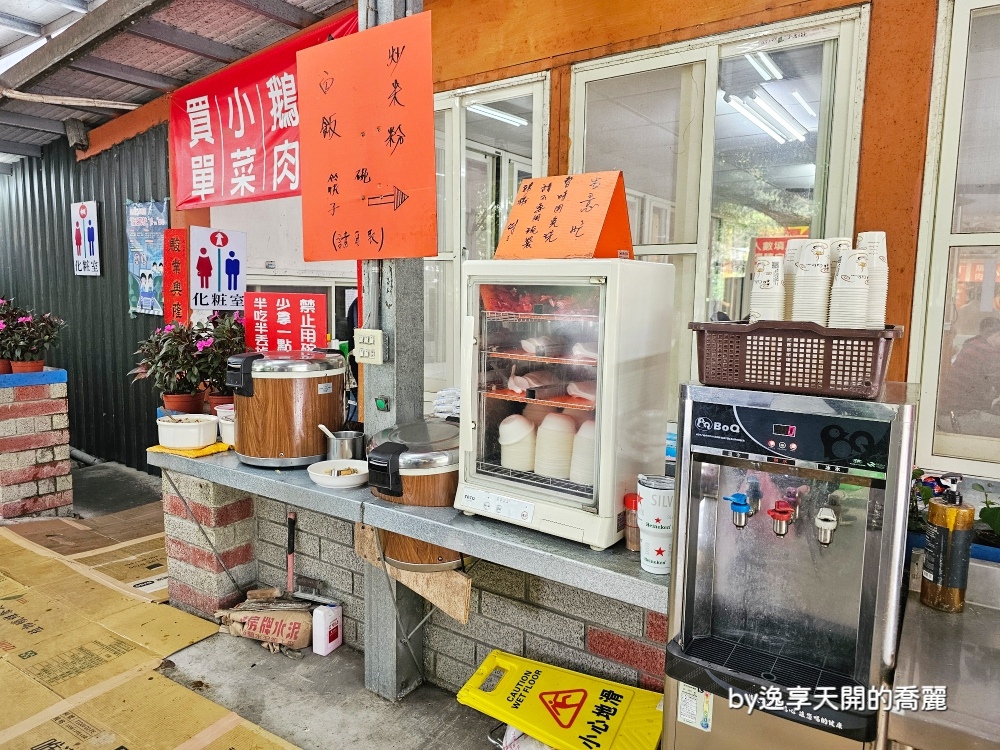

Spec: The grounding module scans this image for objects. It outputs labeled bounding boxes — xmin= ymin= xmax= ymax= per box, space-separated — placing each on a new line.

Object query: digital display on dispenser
xmin=772 ymin=424 xmax=796 ymax=437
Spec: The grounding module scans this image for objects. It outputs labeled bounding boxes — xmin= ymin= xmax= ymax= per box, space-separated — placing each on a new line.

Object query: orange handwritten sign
xmin=297 ymin=13 xmax=436 ymax=261
xmin=494 ymin=171 xmax=633 ymax=260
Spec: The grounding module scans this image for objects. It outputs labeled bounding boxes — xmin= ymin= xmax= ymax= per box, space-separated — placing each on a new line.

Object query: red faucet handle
xmin=768 ymin=500 xmax=794 ymax=522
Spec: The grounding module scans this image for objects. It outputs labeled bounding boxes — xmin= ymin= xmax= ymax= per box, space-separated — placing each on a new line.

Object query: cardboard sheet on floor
xmin=355 ymin=522 xmax=473 ymax=623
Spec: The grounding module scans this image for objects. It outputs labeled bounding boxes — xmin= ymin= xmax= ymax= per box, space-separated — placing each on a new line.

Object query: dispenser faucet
xmin=726 ymin=493 xmax=752 ymax=529
xmin=815 ymin=507 xmax=838 ymax=546
xmin=767 ymin=500 xmax=795 ymax=537
xmin=746 ymin=476 xmax=762 ymax=517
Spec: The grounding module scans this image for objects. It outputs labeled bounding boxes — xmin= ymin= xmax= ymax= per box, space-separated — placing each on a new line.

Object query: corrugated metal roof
xmin=0 ymin=0 xmax=351 ymax=168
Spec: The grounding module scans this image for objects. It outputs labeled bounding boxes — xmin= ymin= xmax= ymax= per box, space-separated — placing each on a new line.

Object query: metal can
xmin=637 ymin=474 xmax=675 ymax=534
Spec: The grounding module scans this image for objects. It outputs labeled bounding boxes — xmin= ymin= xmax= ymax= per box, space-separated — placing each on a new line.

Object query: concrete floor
xmin=71 ymin=460 xmax=499 ymax=749
xmin=162 ymin=631 xmax=498 ymax=749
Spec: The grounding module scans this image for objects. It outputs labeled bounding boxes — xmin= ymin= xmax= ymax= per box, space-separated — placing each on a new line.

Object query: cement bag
xmin=503 ymin=726 xmax=554 ymax=750
xmin=216 ymin=609 xmax=312 ymax=649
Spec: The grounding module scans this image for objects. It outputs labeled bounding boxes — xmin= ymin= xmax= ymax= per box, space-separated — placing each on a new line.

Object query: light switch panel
xmin=354 ymin=328 xmax=386 ymax=365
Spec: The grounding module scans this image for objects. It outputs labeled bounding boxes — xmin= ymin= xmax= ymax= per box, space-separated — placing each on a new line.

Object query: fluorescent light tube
xmin=466 ymin=104 xmax=528 ymax=127
xmin=744 ymin=53 xmax=772 ymax=81
xmin=727 ymin=95 xmax=785 ymax=144
xmin=757 ymin=51 xmax=784 ymax=80
xmin=792 ymin=90 xmax=818 ymax=118
xmin=751 ymin=94 xmax=805 ymax=141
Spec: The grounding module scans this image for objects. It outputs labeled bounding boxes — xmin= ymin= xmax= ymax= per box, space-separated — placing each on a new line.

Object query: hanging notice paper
xmin=493 ymin=171 xmax=634 ymax=261
xmin=189 ymin=226 xmax=247 ymax=310
xmin=126 ymin=200 xmax=169 ymax=316
xmin=71 ymin=201 xmax=101 ymax=276
xmin=297 ymin=12 xmax=437 ymax=261
xmin=245 ymin=292 xmax=328 ymax=352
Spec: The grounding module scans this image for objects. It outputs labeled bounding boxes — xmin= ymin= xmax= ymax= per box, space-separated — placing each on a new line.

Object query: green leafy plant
xmin=908 ymin=467 xmax=933 ymax=534
xmin=5 ymin=311 xmax=67 ymax=362
xmin=129 ymin=322 xmax=213 ymax=395
xmin=973 ymin=482 xmax=1000 ymax=537
xmin=201 ymin=312 xmax=246 ymax=395
xmin=0 ymin=297 xmax=22 ymax=360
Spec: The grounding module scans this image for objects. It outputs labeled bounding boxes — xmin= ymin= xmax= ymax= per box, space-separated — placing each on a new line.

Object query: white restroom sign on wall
xmin=71 ymin=200 xmax=101 ymax=276
xmin=189 ymin=226 xmax=247 ymax=309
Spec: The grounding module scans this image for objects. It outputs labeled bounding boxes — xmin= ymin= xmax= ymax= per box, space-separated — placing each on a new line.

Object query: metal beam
xmin=0 ymin=110 xmax=66 ymax=134
xmin=0 ymin=0 xmax=173 ymax=91
xmin=45 ymin=0 xmax=90 ymax=12
xmin=0 ymin=12 xmax=42 ymax=37
xmin=128 ymin=19 xmax=244 ymax=63
xmin=0 ymin=163 xmax=13 ymax=176
xmin=0 ymin=140 xmax=42 ymax=158
xmin=67 ymin=55 xmax=183 ymax=92
xmin=224 ymin=0 xmax=321 ymax=29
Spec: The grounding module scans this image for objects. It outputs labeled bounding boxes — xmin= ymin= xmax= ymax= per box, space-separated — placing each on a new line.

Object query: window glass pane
xmin=464 ymin=95 xmax=535 ymax=260
xmin=953 ymin=9 xmax=1000 ymax=233
xmin=709 ymin=41 xmax=834 ymax=320
xmin=934 ymin=246 xmax=1000 ymax=461
xmin=435 ymin=110 xmax=448 ymax=255
xmin=424 ymin=259 xmax=456 ymax=393
xmin=583 ymin=64 xmax=704 ymax=245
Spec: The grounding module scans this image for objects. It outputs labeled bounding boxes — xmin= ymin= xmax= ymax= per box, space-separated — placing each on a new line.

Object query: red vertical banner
xmin=245 ymin=292 xmax=328 ymax=353
xmin=163 ymin=229 xmax=190 ymax=324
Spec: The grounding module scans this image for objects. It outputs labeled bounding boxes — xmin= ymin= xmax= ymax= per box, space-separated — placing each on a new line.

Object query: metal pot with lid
xmin=227 ymin=350 xmax=347 ymax=467
xmin=367 ymin=418 xmax=463 ymax=571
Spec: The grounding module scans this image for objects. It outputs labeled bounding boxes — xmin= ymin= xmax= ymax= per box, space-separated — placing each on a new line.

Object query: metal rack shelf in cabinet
xmin=475 ymin=460 xmax=595 ymax=501
xmin=483 ymin=348 xmax=598 ymax=367
xmin=483 ymin=310 xmax=600 ymax=323
xmin=479 ymin=388 xmax=596 ymax=411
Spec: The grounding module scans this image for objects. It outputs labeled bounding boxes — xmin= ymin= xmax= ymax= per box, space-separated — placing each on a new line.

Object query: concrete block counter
xmin=148 ymin=450 xmax=670 ymax=700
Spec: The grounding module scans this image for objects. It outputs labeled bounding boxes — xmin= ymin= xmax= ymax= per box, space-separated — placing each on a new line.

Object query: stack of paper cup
xmin=827 ymin=249 xmax=870 ymax=328
xmin=791 ymin=239 xmax=834 ymax=325
xmin=534 ymin=413 xmax=577 ymax=479
xmin=748 ymin=254 xmax=785 ymax=323
xmin=498 ymin=414 xmax=536 ymax=472
xmin=783 ymin=238 xmax=807 ymax=319
xmin=637 ymin=475 xmax=674 ymax=575
xmin=828 ymin=237 xmax=852 ymax=266
xmin=568 ymin=420 xmax=596 ymax=486
xmin=860 ymin=231 xmax=889 ymax=329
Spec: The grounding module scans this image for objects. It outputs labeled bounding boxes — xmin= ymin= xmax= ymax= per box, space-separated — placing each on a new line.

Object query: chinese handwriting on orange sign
xmin=494 ymin=171 xmax=633 ymax=260
xmin=297 ymin=12 xmax=436 ymax=261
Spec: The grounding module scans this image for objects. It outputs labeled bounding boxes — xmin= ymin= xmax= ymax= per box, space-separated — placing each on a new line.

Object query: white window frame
xmin=568 ymin=9 xmax=868 ymax=329
xmin=911 ymin=0 xmax=1000 ymax=479
xmin=425 ymin=73 xmax=550 ymax=401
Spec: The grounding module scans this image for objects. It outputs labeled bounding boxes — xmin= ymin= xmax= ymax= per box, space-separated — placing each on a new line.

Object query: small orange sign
xmin=539 ymin=689 xmax=588 ymax=728
xmin=297 ymin=13 xmax=436 ymax=261
xmin=494 ymin=171 xmax=633 ymax=260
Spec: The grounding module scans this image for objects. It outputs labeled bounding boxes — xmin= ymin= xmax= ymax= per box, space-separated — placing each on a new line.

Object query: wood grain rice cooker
xmin=227 ymin=351 xmax=346 ymax=467
xmin=367 ymin=419 xmax=462 ymax=571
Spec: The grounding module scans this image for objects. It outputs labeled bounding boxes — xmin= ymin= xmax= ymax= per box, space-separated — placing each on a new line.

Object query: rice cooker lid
xmin=368 ymin=418 xmax=459 ymax=469
xmin=251 ymin=350 xmax=346 ymax=373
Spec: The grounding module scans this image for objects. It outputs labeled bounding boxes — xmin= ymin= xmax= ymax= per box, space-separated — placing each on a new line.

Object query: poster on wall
xmin=169 ymin=12 xmax=357 ymax=210
xmin=245 ymin=292 xmax=327 ymax=352
xmin=71 ymin=200 xmax=101 ymax=276
xmin=162 ymin=229 xmax=190 ymax=324
xmin=297 ymin=12 xmax=437 ymax=261
xmin=125 ymin=200 xmax=169 ymax=316
xmin=189 ymin=226 xmax=247 ymax=310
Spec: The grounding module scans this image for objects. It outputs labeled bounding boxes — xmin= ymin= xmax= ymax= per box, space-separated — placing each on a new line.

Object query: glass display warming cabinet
xmin=455 ymin=259 xmax=675 ymax=549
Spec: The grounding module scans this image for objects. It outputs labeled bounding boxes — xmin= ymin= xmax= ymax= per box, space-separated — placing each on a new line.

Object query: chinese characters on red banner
xmin=162 ymin=229 xmax=190 ymax=324
xmin=170 ymin=13 xmax=357 ymax=209
xmin=245 ymin=293 xmax=328 ymax=353
xmin=298 ymin=12 xmax=437 ymax=260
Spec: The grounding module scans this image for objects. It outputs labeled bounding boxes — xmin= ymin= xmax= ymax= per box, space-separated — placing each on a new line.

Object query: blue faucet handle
xmin=725 ymin=493 xmax=752 ymax=513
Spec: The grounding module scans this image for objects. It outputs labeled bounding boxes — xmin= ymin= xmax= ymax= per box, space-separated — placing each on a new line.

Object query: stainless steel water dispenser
xmin=664 ymin=384 xmax=916 ymax=750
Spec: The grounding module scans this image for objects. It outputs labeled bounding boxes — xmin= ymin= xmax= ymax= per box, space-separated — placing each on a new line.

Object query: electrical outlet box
xmin=355 ymin=328 xmax=387 ymax=365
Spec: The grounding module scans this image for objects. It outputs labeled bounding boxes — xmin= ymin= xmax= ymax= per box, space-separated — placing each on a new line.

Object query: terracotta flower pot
xmin=162 ymin=391 xmax=206 ymax=414
xmin=10 ymin=360 xmax=44 ymax=373
xmin=0 ymin=359 xmax=11 ymax=375
xmin=207 ymin=393 xmax=235 ymax=414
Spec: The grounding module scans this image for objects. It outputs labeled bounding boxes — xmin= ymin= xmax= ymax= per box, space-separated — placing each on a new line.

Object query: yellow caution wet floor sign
xmin=457 ymin=650 xmax=663 ymax=750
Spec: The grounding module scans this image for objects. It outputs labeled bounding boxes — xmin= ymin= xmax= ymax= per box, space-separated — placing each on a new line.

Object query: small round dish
xmin=308 ymin=459 xmax=369 ymax=488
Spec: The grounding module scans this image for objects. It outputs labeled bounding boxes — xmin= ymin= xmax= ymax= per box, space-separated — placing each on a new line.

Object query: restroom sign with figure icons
xmin=189 ymin=226 xmax=247 ymax=310
xmin=71 ymin=200 xmax=101 ymax=276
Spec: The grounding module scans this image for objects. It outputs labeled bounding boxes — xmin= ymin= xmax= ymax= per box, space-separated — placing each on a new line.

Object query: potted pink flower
xmin=5 ymin=310 xmax=67 ymax=373
xmin=130 ymin=322 xmax=214 ymax=413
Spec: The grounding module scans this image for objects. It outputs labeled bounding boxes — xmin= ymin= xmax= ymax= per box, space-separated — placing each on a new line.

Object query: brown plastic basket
xmin=689 ymin=320 xmax=903 ymax=400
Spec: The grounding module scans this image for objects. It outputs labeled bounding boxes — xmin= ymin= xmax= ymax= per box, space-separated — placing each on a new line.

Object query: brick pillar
xmin=0 ymin=378 xmax=73 ymax=518
xmin=161 ymin=471 xmax=255 ymax=618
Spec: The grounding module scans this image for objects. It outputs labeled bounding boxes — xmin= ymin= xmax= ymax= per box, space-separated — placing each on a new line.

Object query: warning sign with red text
xmin=245 ymin=292 xmax=327 ymax=353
